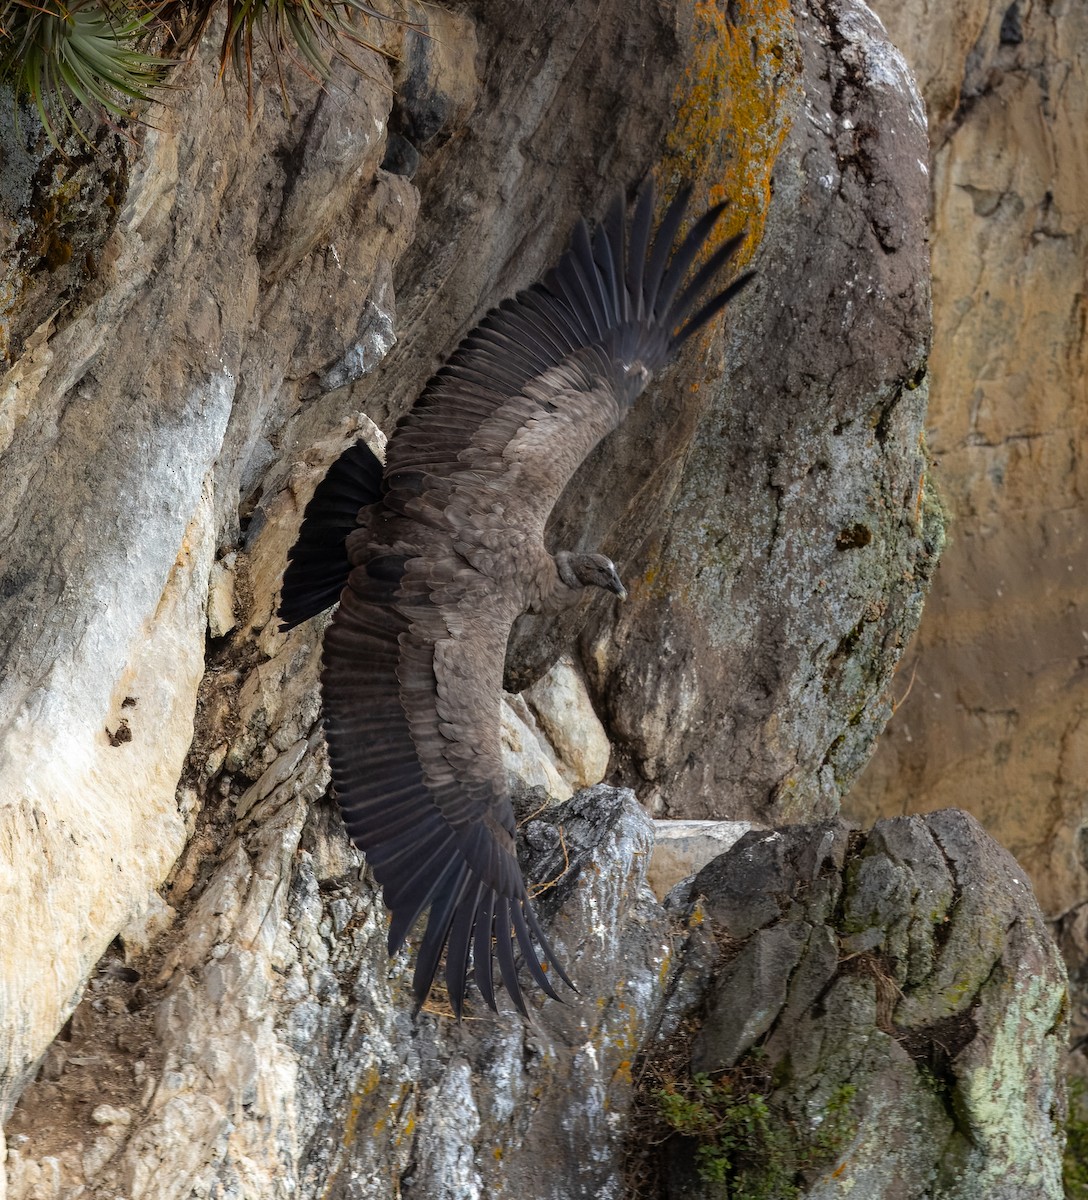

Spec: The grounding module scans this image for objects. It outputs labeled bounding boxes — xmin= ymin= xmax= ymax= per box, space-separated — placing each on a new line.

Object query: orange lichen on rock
xmin=661 ymin=0 xmax=800 ymax=260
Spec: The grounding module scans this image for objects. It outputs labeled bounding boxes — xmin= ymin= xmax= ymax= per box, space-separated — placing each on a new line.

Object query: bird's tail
xmin=278 ymin=439 xmax=384 ymax=630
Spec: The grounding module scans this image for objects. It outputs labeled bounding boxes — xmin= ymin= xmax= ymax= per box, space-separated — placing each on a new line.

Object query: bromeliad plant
xmin=162 ymin=0 xmax=391 ymax=99
xmin=0 ymin=0 xmax=395 ymax=151
xmin=0 ymin=0 xmax=168 ymax=149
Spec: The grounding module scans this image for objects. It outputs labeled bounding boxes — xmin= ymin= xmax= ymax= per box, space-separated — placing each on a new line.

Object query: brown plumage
xmin=278 ymin=181 xmax=753 ymax=1017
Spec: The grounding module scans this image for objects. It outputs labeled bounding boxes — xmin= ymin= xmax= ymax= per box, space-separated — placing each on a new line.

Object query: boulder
xmin=643 ymin=811 xmax=1068 ymax=1199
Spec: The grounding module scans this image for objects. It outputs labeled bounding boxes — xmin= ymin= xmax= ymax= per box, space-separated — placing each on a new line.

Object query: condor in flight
xmin=278 ymin=181 xmax=752 ymax=1017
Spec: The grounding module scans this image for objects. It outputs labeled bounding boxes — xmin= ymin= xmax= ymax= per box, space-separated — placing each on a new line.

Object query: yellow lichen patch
xmin=342 ymin=1089 xmax=365 ymax=1148
xmin=395 ymin=1113 xmax=416 ymax=1145
xmin=608 ymin=996 xmax=643 ymax=1060
xmin=661 ymin=0 xmax=800 ymax=264
xmin=658 ymin=946 xmax=673 ymax=990
xmin=357 ymin=1074 xmax=410 ymax=1144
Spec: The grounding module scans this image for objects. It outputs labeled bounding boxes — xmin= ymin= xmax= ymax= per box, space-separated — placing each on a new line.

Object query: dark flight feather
xmin=278 ymin=179 xmax=753 ymax=1017
xmin=278 ymin=440 xmax=384 ymax=630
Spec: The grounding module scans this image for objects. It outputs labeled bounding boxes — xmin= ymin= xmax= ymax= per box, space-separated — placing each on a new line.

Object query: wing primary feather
xmin=570 ymin=218 xmax=610 ymax=334
xmin=566 ymin=262 xmax=609 ymax=343
xmin=353 ymin=798 xmax=444 ymax=844
xmin=548 ymin=232 xmax=607 ymax=339
xmin=412 ymin=861 xmax=474 ymax=1007
xmin=668 ymin=229 xmax=746 ymax=327
xmin=494 ymin=896 xmax=529 ymax=1018
xmin=521 ymin=286 xmax=591 ymax=351
xmin=592 ymin=191 xmax=626 ymax=324
xmin=642 ymin=185 xmax=692 ymax=318
xmin=367 ymin=821 xmax=456 ymax=880
xmin=445 ymin=879 xmax=487 ymax=1019
xmin=278 ymin=439 xmax=384 ymax=630
xmin=523 ymin=899 xmax=576 ymax=991
xmin=652 ymin=201 xmax=729 ymax=320
xmin=386 ymin=852 xmax=460 ymax=953
xmin=511 ymin=900 xmax=562 ymax=1001
xmin=671 ymin=270 xmax=757 ymax=349
xmin=541 ymin=266 xmax=596 ymax=341
xmin=472 ymin=890 xmax=498 ymax=1009
xmin=498 ymin=301 xmax=574 ymax=361
xmin=626 ymin=179 xmax=656 ymax=319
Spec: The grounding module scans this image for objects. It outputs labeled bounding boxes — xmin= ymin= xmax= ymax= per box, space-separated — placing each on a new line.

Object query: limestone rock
xmin=0 ymin=0 xmax=956 ymax=1193
xmin=0 ymin=46 xmax=415 ymax=1114
xmin=500 ymin=692 xmax=573 ymax=801
xmin=851 ymin=1 xmax=1088 ymax=923
xmin=206 ymin=556 xmax=237 ymax=639
xmin=647 ymin=820 xmax=756 ymax=901
xmin=522 ymin=656 xmax=611 ymax=791
xmin=3 ymin=778 xmax=1066 ymax=1198
xmin=3 ymin=786 xmax=671 ymax=1200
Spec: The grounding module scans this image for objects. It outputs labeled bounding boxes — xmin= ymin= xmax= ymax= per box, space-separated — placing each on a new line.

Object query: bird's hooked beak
xmin=603 ymin=563 xmax=628 ymax=601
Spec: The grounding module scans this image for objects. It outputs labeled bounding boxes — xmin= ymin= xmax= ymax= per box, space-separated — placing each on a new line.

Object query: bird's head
xmin=556 ymin=551 xmax=628 ymax=600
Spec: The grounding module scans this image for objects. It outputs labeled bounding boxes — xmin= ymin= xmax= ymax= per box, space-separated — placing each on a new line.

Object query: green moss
xmin=1062 ymin=1078 xmax=1088 ymax=1197
xmin=653 ymin=1068 xmax=858 ymax=1198
xmin=917 ymin=1064 xmax=953 ymax=1106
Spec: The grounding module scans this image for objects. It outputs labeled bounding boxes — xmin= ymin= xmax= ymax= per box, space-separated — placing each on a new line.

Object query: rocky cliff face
xmin=845 ymin=0 xmax=1088 ymax=1088
xmin=849 ymin=3 xmax=1088 ymax=923
xmin=4 ymin=789 xmax=1068 ymax=1199
xmin=504 ymin=2 xmax=940 ymax=825
xmin=0 ymin=0 xmax=1064 ymax=1195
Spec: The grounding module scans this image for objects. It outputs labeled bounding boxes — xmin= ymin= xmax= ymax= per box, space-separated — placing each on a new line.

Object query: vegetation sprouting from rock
xmin=0 ymin=0 xmax=397 ymax=149
xmin=627 ymin=1035 xmax=859 ymax=1200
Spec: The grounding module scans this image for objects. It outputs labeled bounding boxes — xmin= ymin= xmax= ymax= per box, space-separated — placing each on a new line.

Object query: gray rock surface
xmin=2 ymin=0 xmax=1039 ymax=1197
xmin=646 ymin=811 xmax=1067 ymax=1199
xmin=3 ymin=785 xmax=670 ymax=1200
xmin=505 ymin=1 xmax=942 ymax=825
xmin=5 ymin=778 xmax=1066 ymax=1199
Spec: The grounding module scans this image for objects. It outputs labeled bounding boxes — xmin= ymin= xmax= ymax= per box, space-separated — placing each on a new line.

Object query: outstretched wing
xmin=382 ymin=179 xmax=753 ymax=507
xmin=322 ymin=549 xmax=572 ymax=1017
xmin=286 ymin=180 xmax=753 ymax=1015
xmin=278 ymin=440 xmax=384 ymax=630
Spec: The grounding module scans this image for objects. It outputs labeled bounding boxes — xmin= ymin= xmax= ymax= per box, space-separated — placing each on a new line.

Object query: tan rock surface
xmin=0 ymin=0 xmax=952 ymax=1193
xmin=848 ymin=2 xmax=1088 ymax=920
xmin=646 ymin=819 xmax=755 ymax=900
xmin=522 ymin=656 xmax=611 ymax=792
xmin=0 ymin=43 xmax=415 ymax=1115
